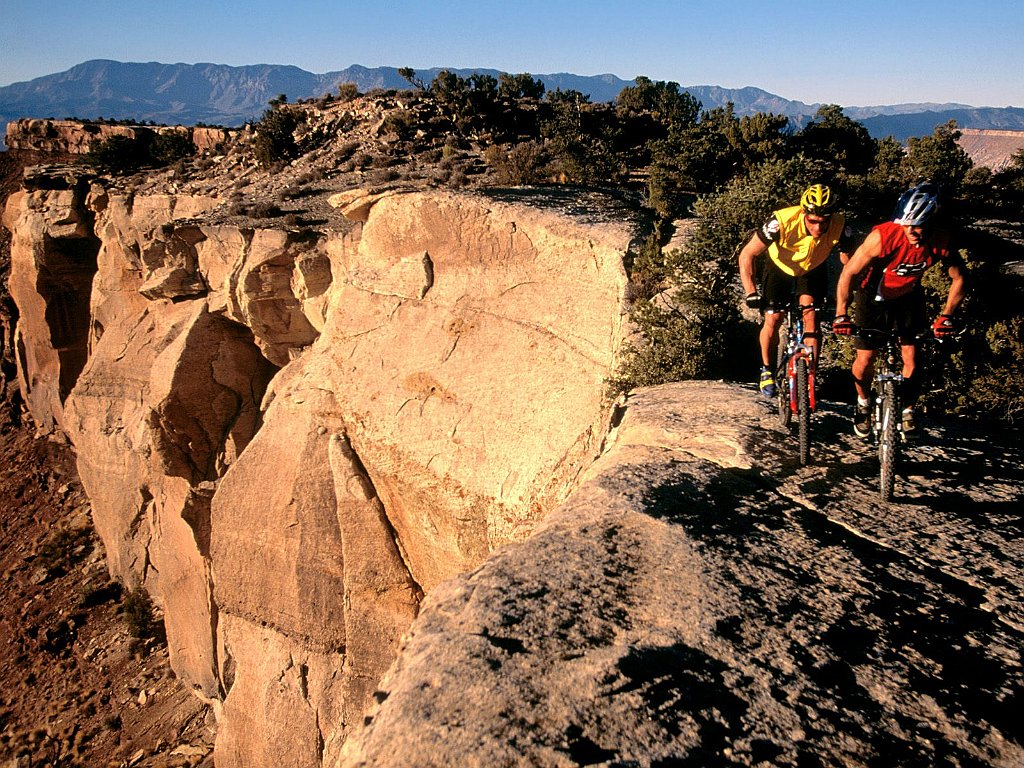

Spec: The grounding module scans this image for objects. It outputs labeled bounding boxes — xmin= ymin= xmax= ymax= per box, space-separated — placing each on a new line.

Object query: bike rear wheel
xmin=796 ymin=358 xmax=811 ymax=465
xmin=878 ymin=383 xmax=899 ymax=501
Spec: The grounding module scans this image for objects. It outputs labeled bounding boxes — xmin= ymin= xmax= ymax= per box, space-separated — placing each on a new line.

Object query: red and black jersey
xmin=859 ymin=221 xmax=961 ymax=301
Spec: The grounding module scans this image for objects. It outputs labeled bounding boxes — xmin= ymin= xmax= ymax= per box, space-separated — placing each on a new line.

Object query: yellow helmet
xmin=800 ymin=184 xmax=835 ymax=215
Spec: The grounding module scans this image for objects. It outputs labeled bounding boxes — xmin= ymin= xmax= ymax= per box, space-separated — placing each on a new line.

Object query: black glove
xmin=745 ymin=292 xmax=762 ymax=310
xmin=832 ymin=314 xmax=855 ymax=336
xmin=932 ymin=314 xmax=955 ymax=338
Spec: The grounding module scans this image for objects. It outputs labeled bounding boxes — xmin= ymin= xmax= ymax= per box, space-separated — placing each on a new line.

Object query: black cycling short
xmin=852 ymin=289 xmax=928 ymax=350
xmin=760 ymin=260 xmax=828 ymax=312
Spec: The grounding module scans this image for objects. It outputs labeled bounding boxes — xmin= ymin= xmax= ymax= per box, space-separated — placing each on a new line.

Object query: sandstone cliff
xmin=956 ymin=128 xmax=1024 ymax=172
xmin=3 ymin=170 xmax=632 ymax=766
xmin=4 ymin=115 xmax=1022 ymax=767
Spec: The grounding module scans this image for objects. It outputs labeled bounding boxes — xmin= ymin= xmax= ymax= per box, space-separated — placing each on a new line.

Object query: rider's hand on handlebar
xmin=932 ymin=314 xmax=955 ymax=339
xmin=832 ymin=314 xmax=855 ymax=336
xmin=745 ymin=292 xmax=762 ymax=310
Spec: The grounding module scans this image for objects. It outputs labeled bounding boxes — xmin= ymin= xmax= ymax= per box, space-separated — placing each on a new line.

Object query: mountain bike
xmin=855 ymin=327 xmax=941 ymax=501
xmin=773 ymin=301 xmax=820 ymax=466
xmin=855 ymin=328 xmax=906 ymax=501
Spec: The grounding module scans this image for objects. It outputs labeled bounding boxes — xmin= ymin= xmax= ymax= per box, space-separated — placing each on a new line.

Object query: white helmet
xmin=894 ymin=182 xmax=940 ymax=226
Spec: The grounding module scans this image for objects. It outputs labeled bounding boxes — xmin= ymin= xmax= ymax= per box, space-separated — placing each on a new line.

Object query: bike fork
xmin=788 ymin=351 xmax=816 ymax=412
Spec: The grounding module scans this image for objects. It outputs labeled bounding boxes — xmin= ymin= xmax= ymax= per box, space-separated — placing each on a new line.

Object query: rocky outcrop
xmin=3 ymin=180 xmax=633 ymax=766
xmin=4 ymin=119 xmax=237 ymax=155
xmin=192 ymin=126 xmax=234 ymax=154
xmin=207 ymin=190 xmax=630 ymax=765
xmin=3 ymin=180 xmax=99 ymax=433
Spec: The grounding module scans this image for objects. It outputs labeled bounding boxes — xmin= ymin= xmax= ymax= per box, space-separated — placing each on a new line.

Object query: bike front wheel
xmin=776 ymin=345 xmax=791 ymax=429
xmin=796 ymin=358 xmax=811 ymax=465
xmin=878 ymin=384 xmax=899 ymax=501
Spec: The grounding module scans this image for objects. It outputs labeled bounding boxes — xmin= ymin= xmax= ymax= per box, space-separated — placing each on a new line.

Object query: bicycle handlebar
xmin=838 ymin=325 xmax=964 ymax=346
xmin=771 ymin=300 xmax=834 ymax=313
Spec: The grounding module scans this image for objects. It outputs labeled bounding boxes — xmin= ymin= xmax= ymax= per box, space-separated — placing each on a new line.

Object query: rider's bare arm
xmin=835 ymin=229 xmax=883 ymax=316
xmin=737 ymin=232 xmax=769 ymax=297
xmin=941 ymin=259 xmax=968 ymax=317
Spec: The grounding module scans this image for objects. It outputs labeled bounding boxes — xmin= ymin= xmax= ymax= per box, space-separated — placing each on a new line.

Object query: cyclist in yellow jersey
xmin=738 ymin=184 xmax=854 ymax=398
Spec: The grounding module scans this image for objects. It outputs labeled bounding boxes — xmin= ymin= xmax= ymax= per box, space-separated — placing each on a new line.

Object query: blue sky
xmin=3 ymin=0 xmax=1022 ymax=107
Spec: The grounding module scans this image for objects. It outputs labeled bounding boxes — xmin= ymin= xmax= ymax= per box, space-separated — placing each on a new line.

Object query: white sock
xmin=857 ymin=396 xmax=870 ymax=407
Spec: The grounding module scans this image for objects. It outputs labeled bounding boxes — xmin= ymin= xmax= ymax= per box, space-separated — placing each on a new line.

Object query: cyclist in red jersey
xmin=833 ymin=183 xmax=968 ymax=436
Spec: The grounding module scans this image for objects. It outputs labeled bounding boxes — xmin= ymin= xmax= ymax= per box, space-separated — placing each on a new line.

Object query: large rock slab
xmin=338 ymin=381 xmax=1024 ymax=768
xmin=320 ymin=189 xmax=630 ymax=589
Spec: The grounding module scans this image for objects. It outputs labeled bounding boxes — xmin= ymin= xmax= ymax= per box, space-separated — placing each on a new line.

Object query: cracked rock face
xmin=208 ymin=189 xmax=631 ymax=765
xmin=3 ymin=182 xmax=633 ymax=766
xmin=321 ymin=190 xmax=631 ymax=588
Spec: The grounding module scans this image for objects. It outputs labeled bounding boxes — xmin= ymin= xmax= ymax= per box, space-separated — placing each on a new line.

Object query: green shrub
xmin=971 ymin=317 xmax=1024 ymax=422
xmin=36 ymin=525 xmax=92 ymax=571
xmin=612 ymin=291 xmax=743 ymax=391
xmin=398 ymin=67 xmax=426 ymax=90
xmin=917 ymin=243 xmax=1024 ymax=423
xmin=122 ymin=585 xmax=161 ymax=642
xmin=625 ymin=233 xmax=674 ymax=302
xmin=483 ymin=141 xmax=548 ymax=185
xmin=616 ymin=76 xmax=701 ymax=128
xmin=150 ymin=131 xmax=194 ymax=165
xmin=250 ymin=201 xmax=283 ymax=218
xmin=253 ymin=106 xmax=305 ymax=167
xmin=337 ymin=82 xmax=360 ymax=102
xmin=540 ymin=95 xmax=622 ymax=184
xmin=498 ymin=73 xmax=545 ymax=100
xmin=382 ymin=109 xmax=417 ymax=140
xmin=613 ymin=156 xmax=829 ymax=394
xmin=84 ymin=134 xmax=152 ymax=174
xmin=904 ymin=120 xmax=973 ymax=194
xmin=83 ymin=128 xmax=194 ymax=175
xmin=797 ymin=104 xmax=876 ymax=175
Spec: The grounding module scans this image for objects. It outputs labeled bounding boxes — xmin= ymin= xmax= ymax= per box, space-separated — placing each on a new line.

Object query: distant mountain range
xmin=2 ymin=60 xmax=1023 ymax=142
